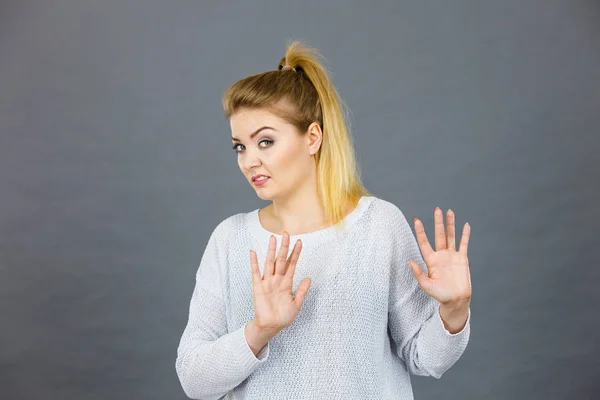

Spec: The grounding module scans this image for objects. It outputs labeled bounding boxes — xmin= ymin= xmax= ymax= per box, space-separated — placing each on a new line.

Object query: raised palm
xmin=249 ymin=233 xmax=311 ymax=332
xmin=408 ymin=207 xmax=472 ymax=305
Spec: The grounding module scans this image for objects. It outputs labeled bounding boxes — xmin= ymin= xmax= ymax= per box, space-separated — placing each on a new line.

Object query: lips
xmin=252 ymin=174 xmax=269 ymax=181
xmin=253 ymin=176 xmax=270 ymax=186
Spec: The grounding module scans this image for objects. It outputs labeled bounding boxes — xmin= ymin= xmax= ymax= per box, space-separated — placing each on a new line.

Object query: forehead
xmin=230 ymin=108 xmax=283 ymax=133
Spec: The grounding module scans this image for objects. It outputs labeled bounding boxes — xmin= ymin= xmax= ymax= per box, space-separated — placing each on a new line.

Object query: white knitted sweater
xmin=175 ymin=195 xmax=471 ymax=399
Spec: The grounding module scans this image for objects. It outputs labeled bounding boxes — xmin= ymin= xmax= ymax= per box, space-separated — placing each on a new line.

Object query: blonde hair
xmin=222 ymin=40 xmax=371 ymax=231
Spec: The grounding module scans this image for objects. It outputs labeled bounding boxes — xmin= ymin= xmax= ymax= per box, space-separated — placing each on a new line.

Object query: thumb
xmin=407 ymin=260 xmax=429 ymax=288
xmin=292 ymin=278 xmax=311 ymax=309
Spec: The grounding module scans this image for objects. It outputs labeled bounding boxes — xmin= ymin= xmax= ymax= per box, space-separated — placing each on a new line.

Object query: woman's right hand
xmin=249 ymin=232 xmax=311 ymax=334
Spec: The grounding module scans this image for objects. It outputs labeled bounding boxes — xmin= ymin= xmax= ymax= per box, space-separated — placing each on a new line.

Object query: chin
xmin=252 ymin=181 xmax=287 ymax=202
xmin=255 ymin=189 xmax=274 ymax=201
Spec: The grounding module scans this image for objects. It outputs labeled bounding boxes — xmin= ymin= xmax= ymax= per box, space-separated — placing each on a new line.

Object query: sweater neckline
xmin=248 ymin=195 xmax=375 ymax=247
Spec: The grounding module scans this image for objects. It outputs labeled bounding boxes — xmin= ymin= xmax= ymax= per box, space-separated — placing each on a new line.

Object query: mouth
xmin=253 ymin=176 xmax=270 ymax=186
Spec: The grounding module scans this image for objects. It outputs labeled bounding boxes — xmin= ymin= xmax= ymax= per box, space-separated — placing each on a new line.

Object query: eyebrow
xmin=231 ymin=126 xmax=275 ymax=142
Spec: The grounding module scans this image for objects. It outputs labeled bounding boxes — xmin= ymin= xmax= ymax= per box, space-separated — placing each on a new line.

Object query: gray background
xmin=1 ymin=0 xmax=598 ymax=399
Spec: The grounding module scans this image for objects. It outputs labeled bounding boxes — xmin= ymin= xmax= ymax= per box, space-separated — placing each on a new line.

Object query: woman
xmin=175 ymin=40 xmax=472 ymax=400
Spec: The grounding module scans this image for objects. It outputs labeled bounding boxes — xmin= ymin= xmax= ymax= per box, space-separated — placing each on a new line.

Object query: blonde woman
xmin=175 ymin=40 xmax=472 ymax=400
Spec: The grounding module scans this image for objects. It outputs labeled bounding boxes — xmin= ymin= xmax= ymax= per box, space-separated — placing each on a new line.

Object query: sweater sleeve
xmin=175 ymin=221 xmax=270 ymax=399
xmin=386 ymin=205 xmax=470 ymax=379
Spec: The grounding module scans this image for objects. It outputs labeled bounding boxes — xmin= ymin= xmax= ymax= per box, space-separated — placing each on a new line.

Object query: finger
xmin=292 ymin=277 xmax=311 ymax=309
xmin=434 ymin=207 xmax=446 ymax=251
xmin=264 ymin=235 xmax=277 ymax=279
xmin=249 ymin=249 xmax=262 ymax=282
xmin=284 ymin=239 xmax=302 ymax=283
xmin=459 ymin=222 xmax=471 ymax=256
xmin=447 ymin=209 xmax=456 ymax=251
xmin=274 ymin=231 xmax=290 ymax=275
xmin=414 ymin=218 xmax=435 ymax=260
xmin=408 ymin=260 xmax=432 ymax=292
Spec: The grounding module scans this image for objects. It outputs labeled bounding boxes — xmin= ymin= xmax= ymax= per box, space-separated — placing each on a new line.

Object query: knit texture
xmin=175 ymin=195 xmax=471 ymax=399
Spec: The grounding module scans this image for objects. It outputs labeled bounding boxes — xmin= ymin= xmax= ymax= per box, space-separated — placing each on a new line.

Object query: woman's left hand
xmin=408 ymin=207 xmax=472 ymax=306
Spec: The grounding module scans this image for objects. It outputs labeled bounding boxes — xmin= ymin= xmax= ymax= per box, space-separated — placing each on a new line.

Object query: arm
xmin=245 ymin=319 xmax=278 ymax=356
xmin=387 ymin=206 xmax=471 ymax=379
xmin=175 ymin=222 xmax=271 ymax=399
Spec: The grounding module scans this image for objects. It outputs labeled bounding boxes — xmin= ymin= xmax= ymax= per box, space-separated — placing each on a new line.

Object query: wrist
xmin=245 ymin=319 xmax=279 ymax=357
xmin=440 ymin=298 xmax=470 ymax=311
xmin=249 ymin=319 xmax=280 ymax=338
xmin=438 ymin=300 xmax=470 ymax=334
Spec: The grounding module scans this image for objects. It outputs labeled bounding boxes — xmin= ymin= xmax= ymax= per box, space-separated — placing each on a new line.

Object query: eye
xmin=231 ymin=139 xmax=273 ymax=153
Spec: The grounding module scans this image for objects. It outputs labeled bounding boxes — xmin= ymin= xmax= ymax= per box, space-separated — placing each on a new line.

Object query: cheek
xmin=280 ymin=150 xmax=312 ymax=182
xmin=272 ymin=147 xmax=303 ymax=173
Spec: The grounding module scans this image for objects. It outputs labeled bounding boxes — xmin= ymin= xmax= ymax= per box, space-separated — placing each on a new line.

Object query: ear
xmin=306 ymin=122 xmax=323 ymax=156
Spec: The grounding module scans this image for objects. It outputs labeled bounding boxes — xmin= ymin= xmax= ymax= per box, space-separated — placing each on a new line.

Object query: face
xmin=230 ymin=106 xmax=322 ymax=201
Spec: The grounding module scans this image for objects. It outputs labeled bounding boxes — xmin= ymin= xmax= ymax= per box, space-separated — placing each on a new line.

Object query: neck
xmin=267 ymin=181 xmax=327 ymax=236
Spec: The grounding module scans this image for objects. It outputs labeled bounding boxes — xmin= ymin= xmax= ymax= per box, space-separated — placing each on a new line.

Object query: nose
xmin=241 ymin=148 xmax=262 ymax=172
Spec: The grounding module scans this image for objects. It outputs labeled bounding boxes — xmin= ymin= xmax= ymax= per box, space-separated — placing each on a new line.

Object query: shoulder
xmin=367 ymin=196 xmax=410 ymax=224
xmin=364 ymin=196 xmax=414 ymax=238
xmin=208 ymin=207 xmax=254 ymax=242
